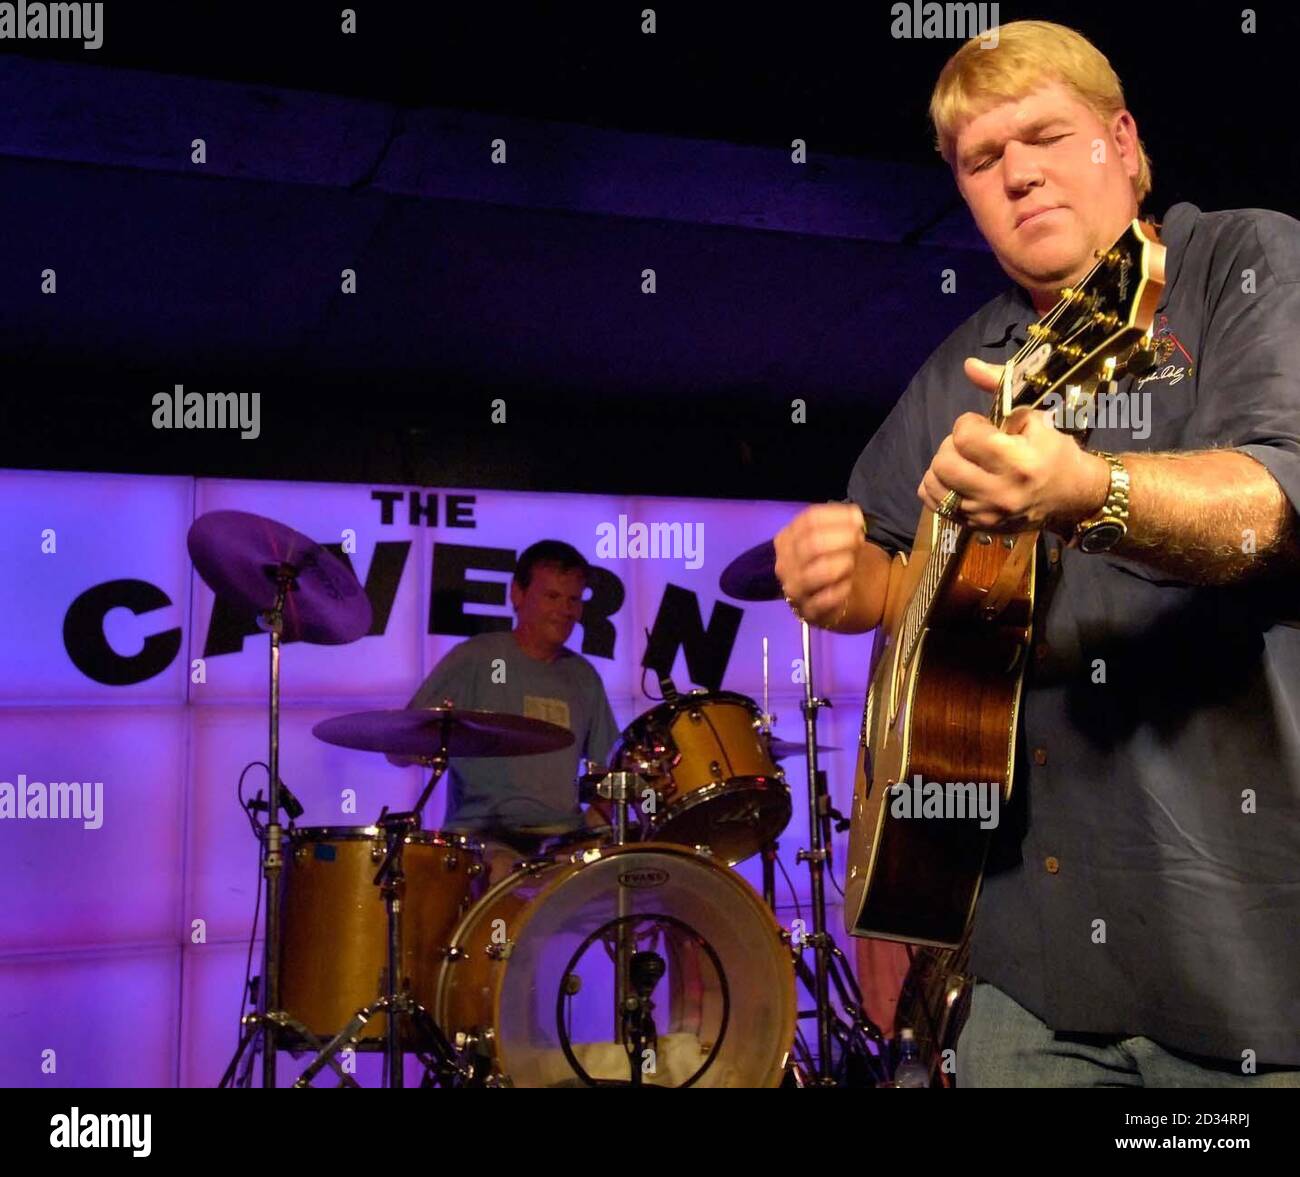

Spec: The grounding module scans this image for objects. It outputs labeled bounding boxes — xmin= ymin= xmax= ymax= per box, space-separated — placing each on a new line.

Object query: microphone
xmin=277 ymin=779 xmax=305 ymax=820
xmin=630 ymin=950 xmax=666 ymax=1000
xmin=251 ymin=779 xmax=305 ymax=820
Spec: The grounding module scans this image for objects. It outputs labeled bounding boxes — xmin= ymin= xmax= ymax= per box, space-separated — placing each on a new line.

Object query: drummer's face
xmin=512 ymin=564 xmax=587 ymax=649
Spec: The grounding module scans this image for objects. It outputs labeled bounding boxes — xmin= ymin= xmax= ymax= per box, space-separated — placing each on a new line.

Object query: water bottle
xmin=893 ymin=1027 xmax=929 ymax=1088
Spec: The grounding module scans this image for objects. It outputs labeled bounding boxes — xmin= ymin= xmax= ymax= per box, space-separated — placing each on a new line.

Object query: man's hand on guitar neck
xmin=774 ymin=503 xmax=893 ymax=634
xmin=920 ymin=357 xmax=1300 ymax=586
xmin=916 ymin=357 xmax=1110 ymax=536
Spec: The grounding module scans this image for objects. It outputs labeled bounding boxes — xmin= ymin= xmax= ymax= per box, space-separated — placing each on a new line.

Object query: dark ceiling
xmin=4 ymin=1 xmax=1299 ymax=501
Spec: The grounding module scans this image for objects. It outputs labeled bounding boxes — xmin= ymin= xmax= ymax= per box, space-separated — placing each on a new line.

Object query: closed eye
xmin=971 ymin=133 xmax=1070 ymax=174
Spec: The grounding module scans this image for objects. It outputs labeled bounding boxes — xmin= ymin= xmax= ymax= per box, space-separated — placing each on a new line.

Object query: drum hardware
xmin=192 ymin=511 xmax=373 ymax=1091
xmin=221 ymin=1007 xmax=363 ymax=1090
xmin=289 ymin=987 xmax=455 ymax=1090
xmin=721 ymin=537 xmax=889 ymax=1087
xmin=789 ymin=600 xmax=890 ymax=1085
xmin=578 ymin=766 xmax=652 ymax=1032
xmin=578 ymin=767 xmax=646 ymax=847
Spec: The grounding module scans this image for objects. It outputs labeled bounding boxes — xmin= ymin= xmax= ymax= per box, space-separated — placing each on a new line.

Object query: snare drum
xmin=279 ymin=826 xmax=484 ymax=1047
xmin=616 ymin=691 xmax=791 ymax=864
xmin=434 ymin=842 xmax=796 ymax=1087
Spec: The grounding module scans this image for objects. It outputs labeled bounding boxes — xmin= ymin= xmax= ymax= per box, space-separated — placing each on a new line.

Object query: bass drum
xmin=434 ymin=843 xmax=795 ymax=1087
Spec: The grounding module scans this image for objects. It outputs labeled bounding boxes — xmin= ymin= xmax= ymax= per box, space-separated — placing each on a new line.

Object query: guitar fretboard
xmin=897 ymin=517 xmax=965 ymax=670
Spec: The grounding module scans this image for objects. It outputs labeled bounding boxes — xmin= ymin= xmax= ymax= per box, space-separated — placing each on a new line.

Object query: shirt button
xmin=1045 ymin=856 xmax=1061 ymax=874
xmin=1032 ymin=746 xmax=1048 ymax=765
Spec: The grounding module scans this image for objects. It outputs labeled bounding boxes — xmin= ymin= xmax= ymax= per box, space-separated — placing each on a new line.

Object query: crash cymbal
xmin=313 ymin=707 xmax=575 ymax=759
xmin=188 ymin=510 xmax=372 ymax=644
xmin=766 ymin=736 xmax=842 ymax=761
xmin=719 ymin=540 xmax=781 ymax=602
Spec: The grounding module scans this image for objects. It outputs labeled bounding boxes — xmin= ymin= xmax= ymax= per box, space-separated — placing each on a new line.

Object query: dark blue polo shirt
xmin=847 ymin=203 xmax=1300 ymax=1065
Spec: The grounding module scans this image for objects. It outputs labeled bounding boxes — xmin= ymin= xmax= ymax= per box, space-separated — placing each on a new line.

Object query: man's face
xmin=953 ymin=80 xmax=1141 ymax=304
xmin=511 ymin=564 xmax=586 ymax=648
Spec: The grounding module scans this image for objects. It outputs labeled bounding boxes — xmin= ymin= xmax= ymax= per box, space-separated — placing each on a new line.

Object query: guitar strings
xmin=990 ymin=241 xmax=1123 ymax=427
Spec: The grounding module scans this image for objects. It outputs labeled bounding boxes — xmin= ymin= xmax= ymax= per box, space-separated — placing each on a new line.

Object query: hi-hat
xmin=767 ymin=736 xmax=842 ymax=760
xmin=313 ymin=707 xmax=575 ymax=759
xmin=188 ymin=510 xmax=372 ymax=644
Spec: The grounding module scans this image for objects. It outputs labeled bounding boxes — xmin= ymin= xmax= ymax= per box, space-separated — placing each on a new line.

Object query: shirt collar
xmin=1150 ymin=201 xmax=1199 ymax=312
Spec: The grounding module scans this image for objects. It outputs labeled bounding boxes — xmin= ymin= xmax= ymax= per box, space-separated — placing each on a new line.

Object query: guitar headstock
xmin=996 ymin=219 xmax=1167 ymax=433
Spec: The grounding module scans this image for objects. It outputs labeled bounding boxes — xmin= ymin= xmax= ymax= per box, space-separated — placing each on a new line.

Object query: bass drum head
xmin=437 ymin=843 xmax=794 ymax=1088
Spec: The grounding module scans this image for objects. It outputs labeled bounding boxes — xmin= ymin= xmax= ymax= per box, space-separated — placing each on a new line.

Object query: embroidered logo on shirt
xmin=524 ymin=695 xmax=571 ymax=731
xmin=1136 ymin=314 xmax=1195 ymax=388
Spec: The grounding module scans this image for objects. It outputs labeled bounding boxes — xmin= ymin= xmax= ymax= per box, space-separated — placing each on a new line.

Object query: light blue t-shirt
xmin=407 ymin=631 xmax=619 ymax=834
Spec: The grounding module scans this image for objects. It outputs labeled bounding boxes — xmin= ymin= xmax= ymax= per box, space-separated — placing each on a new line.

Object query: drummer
xmin=403 ymin=539 xmax=620 ymax=882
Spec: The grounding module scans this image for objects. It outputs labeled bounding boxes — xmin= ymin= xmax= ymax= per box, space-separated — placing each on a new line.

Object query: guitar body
xmin=844 ymin=507 xmax=1035 ymax=947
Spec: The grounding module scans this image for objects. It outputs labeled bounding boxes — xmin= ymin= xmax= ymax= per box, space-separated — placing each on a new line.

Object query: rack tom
xmin=616 ymin=690 xmax=790 ymax=864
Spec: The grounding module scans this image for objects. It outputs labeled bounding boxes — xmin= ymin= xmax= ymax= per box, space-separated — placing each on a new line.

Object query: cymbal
xmin=767 ymin=736 xmax=842 ymax=760
xmin=313 ymin=707 xmax=575 ymax=759
xmin=188 ymin=510 xmax=372 ymax=644
xmin=719 ymin=540 xmax=781 ymax=602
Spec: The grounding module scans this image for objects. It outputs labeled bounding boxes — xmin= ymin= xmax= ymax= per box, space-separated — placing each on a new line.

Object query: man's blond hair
xmin=929 ymin=20 xmax=1153 ymax=204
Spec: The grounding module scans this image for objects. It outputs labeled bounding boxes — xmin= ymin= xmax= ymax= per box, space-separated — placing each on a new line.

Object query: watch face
xmin=1080 ymin=522 xmax=1125 ymax=553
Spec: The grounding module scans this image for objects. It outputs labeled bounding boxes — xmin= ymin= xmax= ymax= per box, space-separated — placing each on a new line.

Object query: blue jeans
xmin=956 ymin=981 xmax=1300 ymax=1088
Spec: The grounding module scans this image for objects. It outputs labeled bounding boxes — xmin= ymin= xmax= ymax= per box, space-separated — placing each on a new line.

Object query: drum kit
xmin=190 ymin=510 xmax=891 ymax=1089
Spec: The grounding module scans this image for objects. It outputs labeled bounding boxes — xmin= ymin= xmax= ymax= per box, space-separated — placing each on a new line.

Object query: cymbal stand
xmin=793 ymin=618 xmax=836 ymax=1083
xmin=790 ymin=620 xmax=890 ymax=1085
xmin=758 ymin=636 xmax=780 ymax=911
xmin=216 ymin=565 xmax=296 ymax=1089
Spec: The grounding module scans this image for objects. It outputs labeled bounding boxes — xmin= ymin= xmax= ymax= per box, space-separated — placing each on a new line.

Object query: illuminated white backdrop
xmin=0 ymin=469 xmax=875 ymax=1086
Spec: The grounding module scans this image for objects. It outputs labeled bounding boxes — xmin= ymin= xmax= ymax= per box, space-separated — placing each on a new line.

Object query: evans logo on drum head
xmin=617 ymin=868 xmax=669 ymax=889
